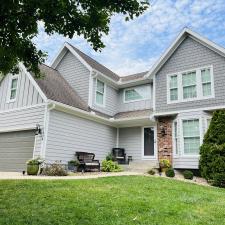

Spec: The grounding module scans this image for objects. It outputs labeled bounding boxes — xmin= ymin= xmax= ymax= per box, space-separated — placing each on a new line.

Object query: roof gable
xmin=146 ymin=28 xmax=225 ymax=78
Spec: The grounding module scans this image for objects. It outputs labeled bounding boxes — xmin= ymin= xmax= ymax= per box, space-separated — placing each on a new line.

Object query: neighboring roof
xmin=34 ymin=64 xmax=89 ymax=111
xmin=114 ymin=109 xmax=152 ymax=120
xmin=68 ymin=43 xmax=120 ymax=82
xmin=120 ymin=71 xmax=148 ymax=82
xmin=146 ymin=28 xmax=225 ymax=79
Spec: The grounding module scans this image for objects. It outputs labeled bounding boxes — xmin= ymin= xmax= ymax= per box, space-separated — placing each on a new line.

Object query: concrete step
xmin=121 ymin=161 xmax=159 ymax=173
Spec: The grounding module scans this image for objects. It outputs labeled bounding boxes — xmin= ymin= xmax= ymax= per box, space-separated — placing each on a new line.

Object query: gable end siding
xmin=155 ymin=36 xmax=225 ymax=112
xmin=56 ymin=51 xmax=90 ymax=104
xmin=0 ymin=70 xmax=44 ymax=111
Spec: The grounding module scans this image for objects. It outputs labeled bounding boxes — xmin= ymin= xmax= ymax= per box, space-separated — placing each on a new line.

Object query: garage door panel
xmin=0 ymin=130 xmax=35 ymax=172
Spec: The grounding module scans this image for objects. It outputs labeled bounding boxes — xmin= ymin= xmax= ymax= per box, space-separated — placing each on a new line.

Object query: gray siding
xmin=0 ymin=105 xmax=45 ymax=158
xmin=119 ymin=127 xmax=142 ymax=160
xmin=92 ymin=78 xmax=118 ymax=116
xmin=118 ymin=84 xmax=153 ymax=112
xmin=45 ymin=110 xmax=117 ymax=163
xmin=155 ymin=36 xmax=225 ymax=112
xmin=56 ymin=51 xmax=90 ymax=103
xmin=0 ymin=70 xmax=44 ymax=111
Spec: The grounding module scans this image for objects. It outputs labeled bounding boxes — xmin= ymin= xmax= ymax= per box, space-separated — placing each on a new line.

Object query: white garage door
xmin=0 ymin=130 xmax=35 ymax=172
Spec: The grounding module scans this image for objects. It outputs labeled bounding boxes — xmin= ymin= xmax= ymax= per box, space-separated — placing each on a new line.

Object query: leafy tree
xmin=0 ymin=0 xmax=149 ymax=77
xmin=199 ymin=110 xmax=225 ymax=187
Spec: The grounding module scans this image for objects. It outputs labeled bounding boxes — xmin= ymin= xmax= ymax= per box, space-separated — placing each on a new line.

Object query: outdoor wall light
xmin=35 ymin=124 xmax=42 ymax=136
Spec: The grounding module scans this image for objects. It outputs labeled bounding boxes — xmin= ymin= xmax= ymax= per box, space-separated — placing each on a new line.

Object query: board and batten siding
xmin=119 ymin=127 xmax=142 ymax=160
xmin=0 ymin=105 xmax=46 ymax=158
xmin=0 ymin=70 xmax=44 ymax=111
xmin=155 ymin=36 xmax=225 ymax=113
xmin=118 ymin=84 xmax=153 ymax=113
xmin=45 ymin=110 xmax=117 ymax=163
xmin=91 ymin=78 xmax=118 ymax=116
xmin=56 ymin=51 xmax=90 ymax=104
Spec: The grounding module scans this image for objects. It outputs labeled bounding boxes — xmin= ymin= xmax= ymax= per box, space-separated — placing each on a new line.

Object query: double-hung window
xmin=182 ymin=119 xmax=200 ymax=155
xmin=169 ymin=75 xmax=178 ymax=101
xmin=167 ymin=66 xmax=214 ymax=103
xmin=201 ymin=68 xmax=212 ymax=96
xmin=182 ymin=71 xmax=197 ymax=99
xmin=95 ymin=79 xmax=105 ymax=106
xmin=8 ymin=75 xmax=19 ymax=102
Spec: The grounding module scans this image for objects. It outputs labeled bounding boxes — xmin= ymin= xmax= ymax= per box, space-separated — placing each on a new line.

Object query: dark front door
xmin=144 ymin=127 xmax=155 ymax=157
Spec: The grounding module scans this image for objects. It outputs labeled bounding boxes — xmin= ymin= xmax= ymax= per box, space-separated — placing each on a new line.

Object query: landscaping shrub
xmin=147 ymin=169 xmax=156 ymax=175
xmin=101 ymin=160 xmax=122 ymax=172
xmin=212 ymin=173 xmax=225 ymax=188
xmin=199 ymin=110 xmax=225 ymax=187
xmin=183 ymin=170 xmax=194 ymax=180
xmin=106 ymin=153 xmax=115 ymax=161
xmin=165 ymin=168 xmax=175 ymax=177
xmin=42 ymin=162 xmax=68 ymax=176
xmin=159 ymin=159 xmax=171 ymax=169
xmin=26 ymin=158 xmax=43 ymax=175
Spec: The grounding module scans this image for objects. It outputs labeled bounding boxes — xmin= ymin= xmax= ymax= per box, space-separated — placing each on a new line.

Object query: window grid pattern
xmin=182 ymin=71 xmax=197 ymax=99
xmin=169 ymin=75 xmax=178 ymax=101
xmin=96 ymin=79 xmax=105 ymax=105
xmin=201 ymin=69 xmax=212 ymax=96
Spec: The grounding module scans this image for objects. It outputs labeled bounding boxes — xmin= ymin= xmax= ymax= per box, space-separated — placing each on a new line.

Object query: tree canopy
xmin=0 ymin=0 xmax=149 ymax=77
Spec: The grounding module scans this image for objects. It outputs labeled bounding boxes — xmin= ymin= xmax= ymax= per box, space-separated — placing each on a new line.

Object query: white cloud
xmin=34 ymin=0 xmax=225 ymax=76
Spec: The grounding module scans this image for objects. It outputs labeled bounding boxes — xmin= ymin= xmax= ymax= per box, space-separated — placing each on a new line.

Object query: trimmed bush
xmin=165 ymin=168 xmax=175 ymax=177
xmin=183 ymin=170 xmax=194 ymax=180
xmin=159 ymin=159 xmax=171 ymax=169
xmin=147 ymin=169 xmax=156 ymax=175
xmin=101 ymin=160 xmax=122 ymax=172
xmin=42 ymin=163 xmax=68 ymax=176
xmin=199 ymin=110 xmax=225 ymax=187
xmin=212 ymin=173 xmax=225 ymax=188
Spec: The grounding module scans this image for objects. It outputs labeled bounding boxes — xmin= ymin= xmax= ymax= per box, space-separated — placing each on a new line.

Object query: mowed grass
xmin=0 ymin=176 xmax=225 ymax=225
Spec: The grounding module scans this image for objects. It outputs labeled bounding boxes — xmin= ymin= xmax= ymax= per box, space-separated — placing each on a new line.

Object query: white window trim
xmin=172 ymin=120 xmax=179 ymax=158
xmin=141 ymin=126 xmax=157 ymax=160
xmin=167 ymin=65 xmax=214 ymax=104
xmin=180 ymin=117 xmax=203 ymax=157
xmin=7 ymin=74 xmax=19 ymax=103
xmin=123 ymin=85 xmax=151 ymax=103
xmin=95 ymin=78 xmax=106 ymax=107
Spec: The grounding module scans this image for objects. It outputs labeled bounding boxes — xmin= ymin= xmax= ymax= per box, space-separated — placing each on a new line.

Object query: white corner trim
xmin=19 ymin=63 xmax=48 ymax=102
xmin=88 ymin=70 xmax=94 ymax=107
xmin=116 ymin=128 xmax=119 ymax=148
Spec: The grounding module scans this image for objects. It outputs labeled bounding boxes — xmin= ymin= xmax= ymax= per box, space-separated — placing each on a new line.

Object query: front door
xmin=143 ymin=127 xmax=155 ymax=158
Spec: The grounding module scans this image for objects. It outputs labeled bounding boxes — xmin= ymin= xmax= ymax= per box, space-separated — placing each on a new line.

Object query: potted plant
xmin=26 ymin=158 xmax=42 ymax=175
xmin=159 ymin=159 xmax=171 ymax=172
xmin=68 ymin=160 xmax=79 ymax=172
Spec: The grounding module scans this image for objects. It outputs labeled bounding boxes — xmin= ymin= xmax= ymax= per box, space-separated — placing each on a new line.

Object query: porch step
xmin=121 ymin=161 xmax=159 ymax=173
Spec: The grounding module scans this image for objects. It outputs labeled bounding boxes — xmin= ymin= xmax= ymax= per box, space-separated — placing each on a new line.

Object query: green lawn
xmin=0 ymin=176 xmax=225 ymax=225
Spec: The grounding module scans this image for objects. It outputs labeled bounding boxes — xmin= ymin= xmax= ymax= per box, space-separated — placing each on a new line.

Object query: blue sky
xmin=34 ymin=0 xmax=225 ymax=76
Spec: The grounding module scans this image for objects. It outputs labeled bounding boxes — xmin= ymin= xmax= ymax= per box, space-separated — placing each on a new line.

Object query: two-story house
xmin=0 ymin=28 xmax=225 ymax=172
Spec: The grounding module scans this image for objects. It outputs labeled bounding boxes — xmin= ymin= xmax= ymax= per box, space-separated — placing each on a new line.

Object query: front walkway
xmin=0 ymin=171 xmax=142 ymax=180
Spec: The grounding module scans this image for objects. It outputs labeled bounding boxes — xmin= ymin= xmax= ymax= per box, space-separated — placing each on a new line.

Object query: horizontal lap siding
xmin=119 ymin=127 xmax=142 ymax=160
xmin=0 ymin=105 xmax=45 ymax=158
xmin=56 ymin=51 xmax=90 ymax=104
xmin=45 ymin=110 xmax=117 ymax=163
xmin=0 ymin=70 xmax=44 ymax=111
xmin=173 ymin=157 xmax=200 ymax=169
xmin=155 ymin=36 xmax=225 ymax=113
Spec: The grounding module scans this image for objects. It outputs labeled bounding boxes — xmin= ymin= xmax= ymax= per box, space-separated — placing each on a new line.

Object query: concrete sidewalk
xmin=0 ymin=171 xmax=142 ymax=180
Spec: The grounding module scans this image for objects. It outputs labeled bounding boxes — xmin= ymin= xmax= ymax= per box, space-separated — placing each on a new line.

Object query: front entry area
xmin=0 ymin=130 xmax=35 ymax=172
xmin=143 ymin=127 xmax=156 ymax=158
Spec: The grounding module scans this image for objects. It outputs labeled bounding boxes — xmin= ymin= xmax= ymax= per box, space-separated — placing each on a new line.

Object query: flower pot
xmin=27 ymin=164 xmax=39 ymax=175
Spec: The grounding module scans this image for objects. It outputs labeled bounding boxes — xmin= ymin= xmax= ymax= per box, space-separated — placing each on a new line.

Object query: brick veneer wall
xmin=157 ymin=117 xmax=173 ymax=164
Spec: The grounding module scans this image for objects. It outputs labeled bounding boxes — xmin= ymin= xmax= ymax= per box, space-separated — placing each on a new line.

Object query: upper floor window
xmin=95 ymin=79 xmax=105 ymax=106
xmin=124 ymin=85 xmax=151 ymax=103
xmin=167 ymin=66 xmax=214 ymax=104
xmin=8 ymin=74 xmax=19 ymax=102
